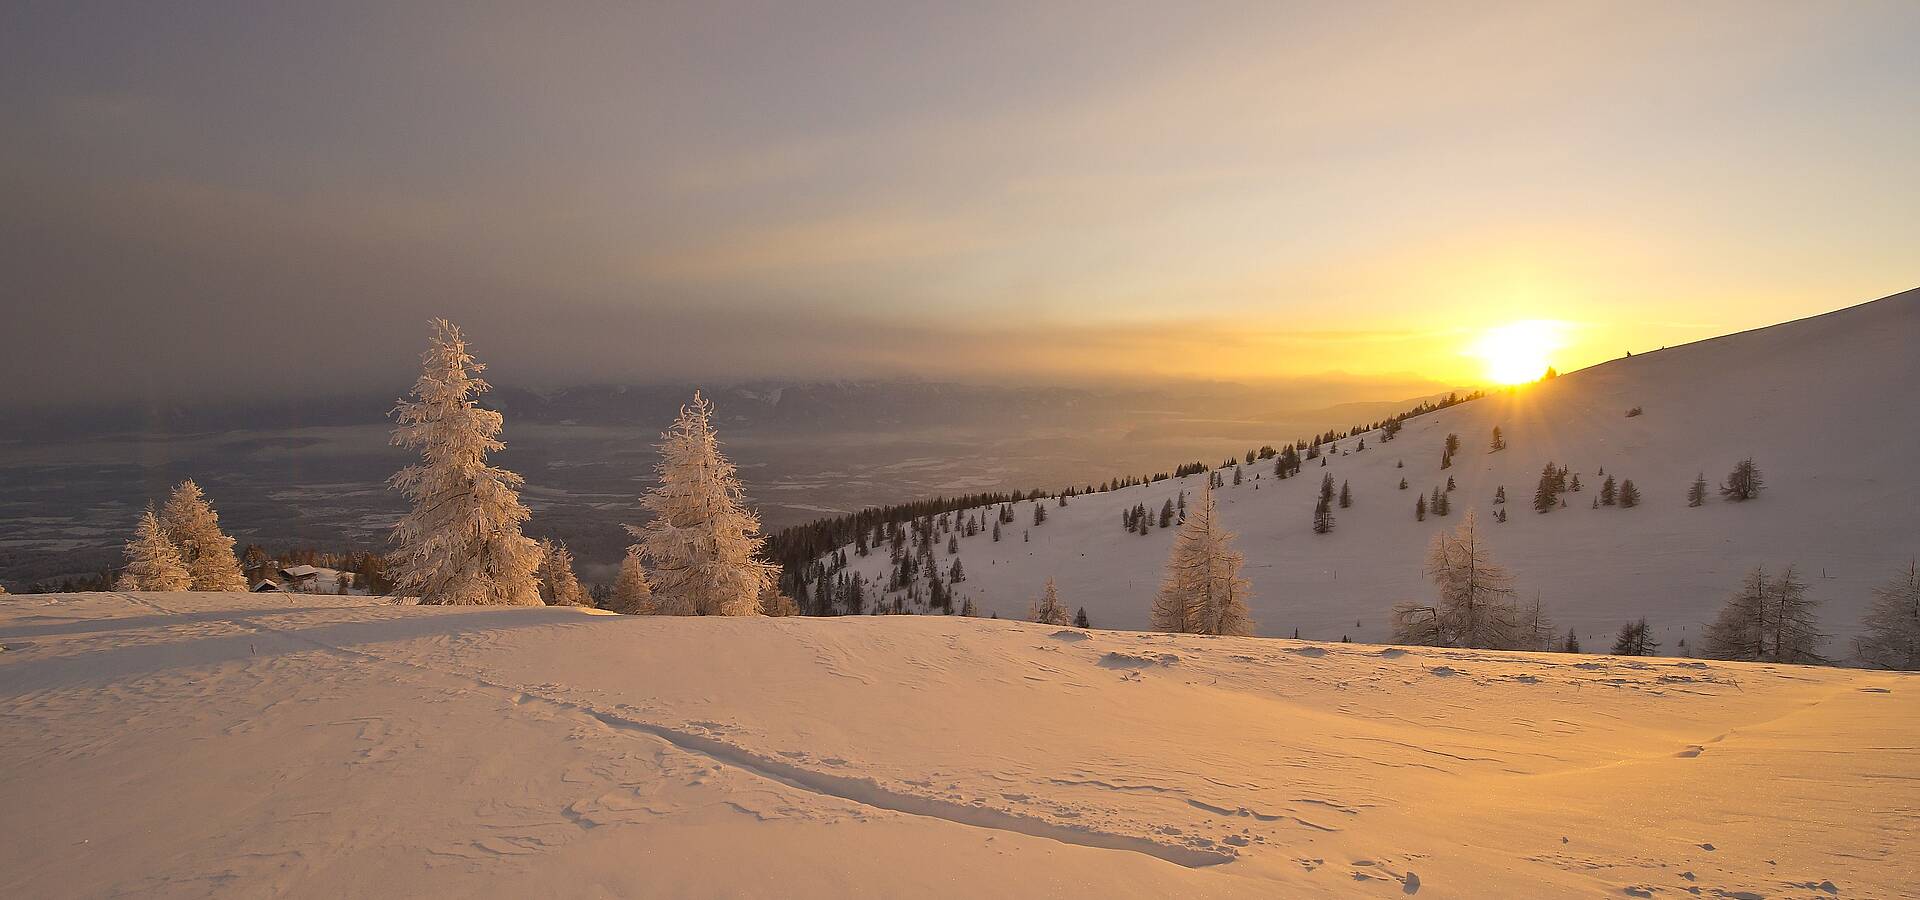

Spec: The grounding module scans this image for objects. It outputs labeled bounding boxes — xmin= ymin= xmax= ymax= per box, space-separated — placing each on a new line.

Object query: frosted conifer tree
xmin=535 ymin=539 xmax=589 ymax=606
xmin=607 ymin=546 xmax=657 ymax=615
xmin=117 ymin=508 xmax=192 ymax=591
xmin=159 ymin=479 xmax=248 ymax=591
xmin=1854 ymin=560 xmax=1920 ymax=670
xmin=1028 ymin=577 xmax=1070 ymax=625
xmin=1426 ymin=510 xmax=1516 ymax=649
xmin=1150 ymin=482 xmax=1254 ymax=636
xmin=629 ymin=392 xmax=777 ymax=616
xmin=388 ymin=319 xmax=542 ymax=606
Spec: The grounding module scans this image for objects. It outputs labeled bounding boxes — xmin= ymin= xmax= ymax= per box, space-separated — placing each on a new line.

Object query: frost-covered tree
xmin=159 ymin=479 xmax=247 ymax=591
xmin=1425 ymin=510 xmax=1516 ymax=649
xmin=1338 ymin=480 xmax=1352 ymax=509
xmin=1720 ymin=458 xmax=1764 ymax=501
xmin=1489 ymin=426 xmax=1505 ymax=452
xmin=388 ymin=319 xmax=542 ymax=606
xmin=1151 ymin=482 xmax=1254 ymax=636
xmin=117 ymin=508 xmax=192 ymax=591
xmin=1029 ymin=577 xmax=1070 ymax=625
xmin=759 ymin=582 xmax=800 ymax=617
xmin=1599 ymin=474 xmax=1617 ymax=506
xmin=605 ymin=547 xmax=656 ymax=615
xmin=535 ymin=539 xmax=590 ymax=606
xmin=1074 ymin=607 xmax=1091 ymax=628
xmin=1854 ymin=560 xmax=1920 ymax=670
xmin=629 ymin=392 xmax=777 ymax=616
xmin=1687 ymin=473 xmax=1709 ymax=507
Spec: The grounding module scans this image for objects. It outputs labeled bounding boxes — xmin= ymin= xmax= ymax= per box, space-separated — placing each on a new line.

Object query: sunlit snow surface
xmin=2 ymin=592 xmax=1912 ymax=897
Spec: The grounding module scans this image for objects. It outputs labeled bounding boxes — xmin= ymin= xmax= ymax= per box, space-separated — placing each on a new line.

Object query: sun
xmin=1470 ymin=320 xmax=1564 ymax=385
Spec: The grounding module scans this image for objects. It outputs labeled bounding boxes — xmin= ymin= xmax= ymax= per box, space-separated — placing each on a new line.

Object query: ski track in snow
xmin=4 ymin=591 xmax=1911 ymax=898
xmin=117 ymin=593 xmax=1238 ymax=869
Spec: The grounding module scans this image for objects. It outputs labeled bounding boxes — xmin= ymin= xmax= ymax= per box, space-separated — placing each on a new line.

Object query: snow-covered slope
xmin=2 ymin=592 xmax=1913 ymax=897
xmin=830 ymin=289 xmax=1920 ymax=653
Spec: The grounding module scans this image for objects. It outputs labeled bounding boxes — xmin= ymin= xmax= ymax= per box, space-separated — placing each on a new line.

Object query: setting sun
xmin=1470 ymin=320 xmax=1565 ymax=385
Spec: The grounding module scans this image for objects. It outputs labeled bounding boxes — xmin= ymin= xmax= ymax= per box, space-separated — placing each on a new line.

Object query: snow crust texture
xmin=3 ymin=592 xmax=1914 ymax=897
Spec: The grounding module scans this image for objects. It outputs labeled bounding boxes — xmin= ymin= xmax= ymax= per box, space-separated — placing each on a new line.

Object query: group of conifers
xmin=113 ymin=319 xmax=784 ymax=617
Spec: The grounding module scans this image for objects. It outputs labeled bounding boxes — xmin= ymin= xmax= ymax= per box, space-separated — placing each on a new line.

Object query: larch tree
xmin=1514 ymin=594 xmax=1556 ymax=651
xmin=159 ymin=479 xmax=248 ymax=591
xmin=1687 ymin=473 xmax=1709 ymax=507
xmin=1763 ymin=565 xmax=1826 ymax=664
xmin=1151 ymin=482 xmax=1254 ymax=636
xmin=117 ymin=508 xmax=192 ymax=592
xmin=535 ymin=539 xmax=590 ymax=607
xmin=629 ymin=392 xmax=777 ymax=616
xmin=1426 ymin=510 xmax=1516 ymax=649
xmin=1720 ymin=458 xmax=1763 ymax=501
xmin=1854 ymin=560 xmax=1920 ymax=670
xmin=1028 ymin=577 xmax=1070 ymax=625
xmin=607 ymin=546 xmax=656 ymax=615
xmin=1703 ymin=566 xmax=1770 ymax=661
xmin=388 ymin=319 xmax=543 ymax=606
xmin=1610 ymin=618 xmax=1659 ymax=656
xmin=1703 ymin=565 xmax=1825 ymax=663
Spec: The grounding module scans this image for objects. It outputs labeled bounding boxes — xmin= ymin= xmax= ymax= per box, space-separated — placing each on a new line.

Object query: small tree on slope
xmin=159 ymin=479 xmax=247 ymax=591
xmin=388 ymin=319 xmax=543 ymax=606
xmin=1029 ymin=577 xmax=1070 ymax=626
xmin=1427 ymin=510 xmax=1516 ymax=649
xmin=117 ymin=508 xmax=192 ymax=592
xmin=1854 ymin=560 xmax=1920 ymax=670
xmin=629 ymin=392 xmax=777 ymax=616
xmin=606 ymin=546 xmax=656 ymax=615
xmin=1151 ymin=482 xmax=1254 ymax=636
xmin=1703 ymin=565 xmax=1826 ymax=663
xmin=1720 ymin=458 xmax=1764 ymax=501
xmin=535 ymin=539 xmax=590 ymax=606
xmin=1610 ymin=618 xmax=1659 ymax=656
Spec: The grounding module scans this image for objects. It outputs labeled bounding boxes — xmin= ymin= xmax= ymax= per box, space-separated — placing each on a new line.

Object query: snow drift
xmin=2 ymin=592 xmax=1913 ymax=897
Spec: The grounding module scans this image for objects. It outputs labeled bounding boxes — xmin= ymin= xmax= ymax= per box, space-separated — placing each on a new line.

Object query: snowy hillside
xmin=2 ymin=592 xmax=1913 ymax=897
xmin=825 ymin=289 xmax=1920 ymax=653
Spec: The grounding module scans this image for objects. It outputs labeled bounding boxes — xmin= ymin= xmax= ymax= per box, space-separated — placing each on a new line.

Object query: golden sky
xmin=3 ymin=2 xmax=1916 ymax=404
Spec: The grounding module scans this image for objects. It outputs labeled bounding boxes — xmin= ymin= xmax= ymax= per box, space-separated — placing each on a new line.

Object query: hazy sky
xmin=4 ymin=1 xmax=1916 ymax=408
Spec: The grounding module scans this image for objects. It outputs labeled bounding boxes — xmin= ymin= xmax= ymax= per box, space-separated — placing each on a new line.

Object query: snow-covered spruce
xmin=606 ymin=547 xmax=657 ymax=615
xmin=628 ymin=392 xmax=777 ymax=616
xmin=117 ymin=507 xmax=191 ymax=591
xmin=387 ymin=319 xmax=543 ymax=606
xmin=1150 ymin=482 xmax=1254 ymax=636
xmin=159 ymin=479 xmax=247 ymax=591
xmin=535 ymin=539 xmax=590 ymax=607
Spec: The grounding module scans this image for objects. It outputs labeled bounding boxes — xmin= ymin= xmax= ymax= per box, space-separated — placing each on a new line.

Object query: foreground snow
xmin=3 ymin=593 xmax=1913 ymax=897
